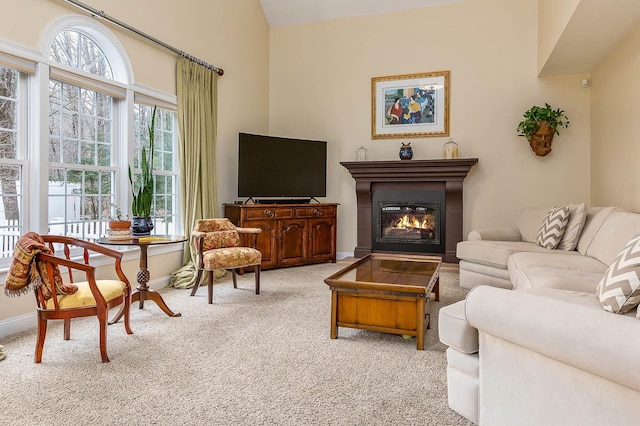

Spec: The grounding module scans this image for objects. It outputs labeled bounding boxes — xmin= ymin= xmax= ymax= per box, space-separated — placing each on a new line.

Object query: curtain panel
xmin=170 ymin=58 xmax=219 ymax=289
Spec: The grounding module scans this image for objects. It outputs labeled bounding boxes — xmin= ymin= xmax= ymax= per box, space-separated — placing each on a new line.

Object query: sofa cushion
xmin=465 ymin=286 xmax=640 ymax=393
xmin=557 ymin=202 xmax=587 ymax=251
xmin=584 ymin=211 xmax=640 ymax=266
xmin=516 ymin=207 xmax=552 ymax=243
xmin=457 ymin=240 xmax=556 ymax=270
xmin=438 ymin=300 xmax=478 ymax=354
xmin=536 ymin=206 xmax=570 ymax=249
xmin=509 ymin=266 xmax=603 ymax=293
xmin=597 ymin=234 xmax=640 ymax=314
xmin=508 ymin=251 xmax=607 ymax=274
xmin=576 ymin=207 xmax=621 ymax=256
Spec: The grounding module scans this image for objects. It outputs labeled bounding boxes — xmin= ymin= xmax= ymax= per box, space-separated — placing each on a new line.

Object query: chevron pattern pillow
xmin=536 ymin=206 xmax=570 ymax=249
xmin=597 ymin=234 xmax=640 ymax=314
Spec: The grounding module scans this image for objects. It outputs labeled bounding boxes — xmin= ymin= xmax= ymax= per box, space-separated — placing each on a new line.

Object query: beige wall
xmin=269 ymin=0 xmax=591 ymax=255
xmin=537 ymin=0 xmax=580 ymax=74
xmin=591 ymin=26 xmax=640 ymax=210
xmin=0 ymin=0 xmax=270 ymax=323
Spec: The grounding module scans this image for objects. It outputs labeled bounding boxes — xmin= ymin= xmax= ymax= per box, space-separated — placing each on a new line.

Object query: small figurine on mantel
xmin=442 ymin=138 xmax=459 ymax=159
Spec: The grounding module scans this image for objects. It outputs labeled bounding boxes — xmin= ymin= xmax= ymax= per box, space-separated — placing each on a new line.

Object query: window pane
xmin=134 ymin=103 xmax=178 ymax=235
xmin=0 ymin=66 xmax=22 ymax=257
xmin=0 ymin=67 xmax=18 ymax=160
xmin=50 ymin=30 xmax=113 ymax=79
xmin=0 ymin=165 xmax=22 ymax=257
xmin=49 ymin=78 xmax=114 ymax=239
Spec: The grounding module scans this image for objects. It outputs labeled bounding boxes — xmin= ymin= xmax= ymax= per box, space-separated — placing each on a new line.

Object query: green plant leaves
xmin=129 ymin=105 xmax=156 ymax=217
xmin=516 ymin=103 xmax=570 ymax=140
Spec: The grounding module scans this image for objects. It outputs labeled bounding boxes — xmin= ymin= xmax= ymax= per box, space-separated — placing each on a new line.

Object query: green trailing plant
xmin=128 ymin=105 xmax=156 ymax=218
xmin=516 ymin=103 xmax=570 ymax=141
xmin=109 ymin=204 xmax=129 ymax=222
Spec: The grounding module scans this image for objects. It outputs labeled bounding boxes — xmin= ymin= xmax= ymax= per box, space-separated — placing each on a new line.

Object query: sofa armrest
xmin=467 ymin=227 xmax=521 ymax=241
xmin=465 ymin=286 xmax=640 ymax=392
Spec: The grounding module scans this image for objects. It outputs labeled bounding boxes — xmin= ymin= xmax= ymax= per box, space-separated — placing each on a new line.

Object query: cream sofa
xmin=438 ymin=206 xmax=640 ymax=424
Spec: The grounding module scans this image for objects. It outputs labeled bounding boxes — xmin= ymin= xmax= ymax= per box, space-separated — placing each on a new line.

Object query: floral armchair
xmin=190 ymin=218 xmax=262 ymax=304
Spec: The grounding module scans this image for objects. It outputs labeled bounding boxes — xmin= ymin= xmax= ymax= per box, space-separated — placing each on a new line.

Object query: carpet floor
xmin=0 ymin=262 xmax=471 ymax=426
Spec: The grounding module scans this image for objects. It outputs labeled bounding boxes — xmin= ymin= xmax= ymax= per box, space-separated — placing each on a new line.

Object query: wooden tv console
xmin=224 ymin=203 xmax=337 ymax=270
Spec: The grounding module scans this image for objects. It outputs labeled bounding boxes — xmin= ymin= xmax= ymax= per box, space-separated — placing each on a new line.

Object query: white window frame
xmin=0 ymin=16 xmax=182 ymax=270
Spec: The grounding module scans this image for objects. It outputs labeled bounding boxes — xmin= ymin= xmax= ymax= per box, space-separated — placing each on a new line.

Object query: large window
xmin=133 ymin=104 xmax=178 ymax=235
xmin=0 ymin=66 xmax=23 ymax=257
xmin=48 ymin=30 xmax=116 ymax=241
xmin=0 ymin=23 xmax=180 ymax=260
xmin=48 ymin=79 xmax=115 ymax=239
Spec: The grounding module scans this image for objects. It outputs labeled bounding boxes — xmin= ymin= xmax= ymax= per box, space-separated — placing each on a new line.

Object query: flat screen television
xmin=238 ymin=133 xmax=327 ymax=202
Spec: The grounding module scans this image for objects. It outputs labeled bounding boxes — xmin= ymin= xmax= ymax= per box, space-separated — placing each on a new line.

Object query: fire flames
xmin=393 ymin=214 xmax=434 ymax=230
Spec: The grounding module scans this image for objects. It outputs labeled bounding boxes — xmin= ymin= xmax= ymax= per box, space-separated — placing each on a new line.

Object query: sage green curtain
xmin=168 ymin=58 xmax=219 ymax=289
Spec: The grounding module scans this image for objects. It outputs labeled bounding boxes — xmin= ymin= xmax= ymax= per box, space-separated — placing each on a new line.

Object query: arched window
xmin=48 ymin=28 xmax=120 ymax=239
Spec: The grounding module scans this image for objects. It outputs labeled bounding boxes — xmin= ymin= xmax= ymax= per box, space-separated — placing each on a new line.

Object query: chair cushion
xmin=198 ymin=230 xmax=241 ymax=251
xmin=45 ymin=280 xmax=127 ymax=309
xmin=203 ymin=247 xmax=262 ymax=270
xmin=194 ymin=218 xmax=236 ymax=232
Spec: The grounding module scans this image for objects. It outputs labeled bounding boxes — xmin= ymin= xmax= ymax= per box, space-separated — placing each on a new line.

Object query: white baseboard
xmin=0 ymin=275 xmax=171 ymax=339
xmin=0 ymin=312 xmax=36 ymax=339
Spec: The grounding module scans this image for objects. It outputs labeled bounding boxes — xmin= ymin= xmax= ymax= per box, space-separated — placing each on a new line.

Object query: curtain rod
xmin=61 ymin=0 xmax=224 ymax=76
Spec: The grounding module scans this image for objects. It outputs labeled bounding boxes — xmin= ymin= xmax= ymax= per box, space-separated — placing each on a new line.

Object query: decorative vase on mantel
xmin=131 ymin=216 xmax=154 ymax=236
xmin=399 ymin=142 xmax=413 ymax=160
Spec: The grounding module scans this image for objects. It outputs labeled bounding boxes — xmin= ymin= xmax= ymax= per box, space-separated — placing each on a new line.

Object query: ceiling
xmin=259 ymin=0 xmax=468 ymax=27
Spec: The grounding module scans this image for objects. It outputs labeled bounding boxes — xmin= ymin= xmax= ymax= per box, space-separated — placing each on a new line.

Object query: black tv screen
xmin=238 ymin=133 xmax=327 ymax=199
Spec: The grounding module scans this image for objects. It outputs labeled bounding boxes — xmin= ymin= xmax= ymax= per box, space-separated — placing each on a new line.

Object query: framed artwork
xmin=371 ymin=71 xmax=449 ymax=139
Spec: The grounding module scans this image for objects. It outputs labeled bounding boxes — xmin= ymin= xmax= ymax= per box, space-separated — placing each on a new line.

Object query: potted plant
xmin=516 ymin=103 xmax=569 ymax=156
xmin=108 ymin=205 xmax=131 ymax=231
xmin=128 ymin=105 xmax=156 ymax=236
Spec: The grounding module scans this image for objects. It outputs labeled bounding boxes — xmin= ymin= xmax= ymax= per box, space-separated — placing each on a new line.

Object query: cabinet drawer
xmin=295 ymin=206 xmax=336 ymax=218
xmin=244 ymin=207 xmax=294 ymax=220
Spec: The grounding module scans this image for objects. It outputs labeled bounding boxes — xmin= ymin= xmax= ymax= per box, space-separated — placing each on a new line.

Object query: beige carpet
xmin=0 ymin=262 xmax=471 ymax=426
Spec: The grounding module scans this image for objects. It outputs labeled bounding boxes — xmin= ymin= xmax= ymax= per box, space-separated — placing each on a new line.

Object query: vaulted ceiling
xmin=259 ymin=0 xmax=467 ymax=27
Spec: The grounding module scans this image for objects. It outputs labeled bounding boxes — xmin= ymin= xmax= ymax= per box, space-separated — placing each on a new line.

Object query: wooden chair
xmin=190 ymin=218 xmax=262 ymax=304
xmin=34 ymin=235 xmax=133 ymax=363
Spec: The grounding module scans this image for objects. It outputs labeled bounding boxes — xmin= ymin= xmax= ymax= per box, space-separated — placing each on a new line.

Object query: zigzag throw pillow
xmin=536 ymin=206 xmax=569 ymax=249
xmin=597 ymin=234 xmax=640 ymax=314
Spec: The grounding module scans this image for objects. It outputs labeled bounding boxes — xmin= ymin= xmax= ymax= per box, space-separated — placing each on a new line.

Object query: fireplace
xmin=372 ymin=189 xmax=445 ymax=254
xmin=341 ymin=159 xmax=477 ymax=263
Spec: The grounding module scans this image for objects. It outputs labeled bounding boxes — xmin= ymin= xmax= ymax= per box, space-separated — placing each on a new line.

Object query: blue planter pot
xmin=131 ymin=216 xmax=154 ymax=236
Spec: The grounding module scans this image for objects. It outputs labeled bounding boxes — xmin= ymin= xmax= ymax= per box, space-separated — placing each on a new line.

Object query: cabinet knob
xmin=264 ymin=209 xmax=275 ymax=218
xmin=312 ymin=208 xmax=321 ymax=216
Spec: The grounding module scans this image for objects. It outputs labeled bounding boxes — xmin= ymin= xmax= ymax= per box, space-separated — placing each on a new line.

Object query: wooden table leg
xmin=109 ymin=244 xmax=181 ymax=324
xmin=416 ymin=296 xmax=425 ymax=350
xmin=330 ymin=290 xmax=338 ymax=339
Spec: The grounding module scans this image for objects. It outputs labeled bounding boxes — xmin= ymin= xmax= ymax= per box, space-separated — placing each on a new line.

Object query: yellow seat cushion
xmin=45 ymin=280 xmax=127 ymax=309
xmin=203 ymin=247 xmax=262 ymax=270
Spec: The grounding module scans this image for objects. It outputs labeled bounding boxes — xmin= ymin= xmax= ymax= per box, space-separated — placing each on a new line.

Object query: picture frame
xmin=371 ymin=71 xmax=449 ymax=139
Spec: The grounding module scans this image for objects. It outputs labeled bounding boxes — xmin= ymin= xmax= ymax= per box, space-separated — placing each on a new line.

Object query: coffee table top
xmin=324 ymin=253 xmax=441 ymax=294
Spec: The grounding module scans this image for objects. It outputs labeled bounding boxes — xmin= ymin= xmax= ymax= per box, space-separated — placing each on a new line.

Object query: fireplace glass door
xmin=372 ymin=190 xmax=445 ymax=254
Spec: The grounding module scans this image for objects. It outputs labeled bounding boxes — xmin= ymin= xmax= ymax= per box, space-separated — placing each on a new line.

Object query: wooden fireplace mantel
xmin=341 ymin=158 xmax=478 ymax=263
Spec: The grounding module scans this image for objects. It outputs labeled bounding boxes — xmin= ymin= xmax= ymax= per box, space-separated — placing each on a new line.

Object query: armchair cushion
xmin=45 ymin=279 xmax=127 ymax=309
xmin=202 ymin=247 xmax=262 ymax=270
xmin=193 ymin=230 xmax=241 ymax=251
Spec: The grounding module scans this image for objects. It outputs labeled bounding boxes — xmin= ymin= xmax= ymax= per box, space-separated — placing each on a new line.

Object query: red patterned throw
xmin=4 ymin=232 xmax=78 ymax=299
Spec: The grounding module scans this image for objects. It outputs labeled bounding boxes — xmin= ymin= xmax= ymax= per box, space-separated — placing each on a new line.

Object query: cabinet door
xmin=248 ymin=219 xmax=279 ymax=269
xmin=309 ymin=218 xmax=336 ymax=263
xmin=279 ymin=219 xmax=308 ymax=266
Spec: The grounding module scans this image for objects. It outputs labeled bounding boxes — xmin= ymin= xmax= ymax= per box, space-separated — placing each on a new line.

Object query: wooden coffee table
xmin=324 ymin=253 xmax=441 ymax=350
